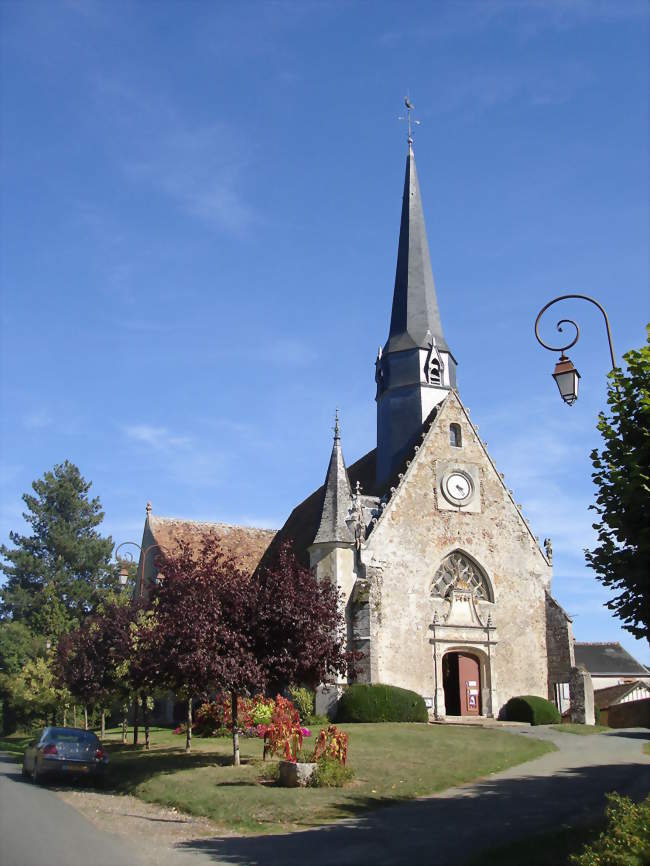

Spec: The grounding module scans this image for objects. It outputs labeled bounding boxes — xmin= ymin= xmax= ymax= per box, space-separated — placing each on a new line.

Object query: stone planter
xmin=278 ymin=760 xmax=316 ymax=788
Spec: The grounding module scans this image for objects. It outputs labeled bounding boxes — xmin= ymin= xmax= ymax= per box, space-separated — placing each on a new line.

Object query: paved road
xmin=0 ymin=754 xmax=148 ymax=866
xmin=172 ymin=726 xmax=650 ymax=866
xmin=2 ymin=728 xmax=649 ymax=866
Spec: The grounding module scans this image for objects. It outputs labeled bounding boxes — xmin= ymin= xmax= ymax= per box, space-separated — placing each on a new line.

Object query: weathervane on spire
xmin=333 ymin=408 xmax=340 ymax=440
xmin=398 ymin=95 xmax=421 ymax=146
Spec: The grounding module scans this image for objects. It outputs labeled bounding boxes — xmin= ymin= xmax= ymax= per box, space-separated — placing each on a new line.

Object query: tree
xmin=146 ymin=539 xmax=349 ymax=764
xmin=1 ymin=461 xmax=119 ymax=637
xmin=141 ymin=543 xmax=254 ymax=755
xmin=6 ymin=656 xmax=68 ymax=727
xmin=55 ymin=599 xmax=139 ymax=736
xmin=585 ymin=326 xmax=650 ymax=640
xmin=0 ymin=621 xmax=46 ymax=732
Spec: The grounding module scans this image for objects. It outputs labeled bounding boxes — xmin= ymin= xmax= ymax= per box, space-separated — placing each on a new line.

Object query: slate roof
xmin=313 ymin=422 xmax=354 ymax=545
xmin=260 ymin=447 xmax=379 ymax=568
xmin=593 ymin=681 xmax=650 ymax=710
xmin=148 ymin=515 xmax=276 ymax=577
xmin=574 ymin=642 xmax=650 ymax=677
xmin=385 ymin=144 xmax=451 ymax=355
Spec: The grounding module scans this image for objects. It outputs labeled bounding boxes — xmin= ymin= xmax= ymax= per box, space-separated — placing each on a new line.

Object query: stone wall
xmin=545 ymin=592 xmax=575 ymax=700
xmin=362 ymin=392 xmax=553 ymax=716
xmin=569 ymin=665 xmax=595 ymax=725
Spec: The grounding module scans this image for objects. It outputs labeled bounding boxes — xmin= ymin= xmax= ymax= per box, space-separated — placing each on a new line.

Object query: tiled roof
xmin=148 ymin=515 xmax=276 ymax=577
xmin=574 ymin=642 xmax=649 ymax=677
xmin=593 ymin=681 xmax=650 ymax=710
xmin=260 ymin=447 xmax=379 ymax=568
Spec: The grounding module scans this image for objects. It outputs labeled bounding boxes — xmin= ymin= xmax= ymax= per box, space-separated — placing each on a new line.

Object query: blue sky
xmin=1 ymin=0 xmax=648 ymax=664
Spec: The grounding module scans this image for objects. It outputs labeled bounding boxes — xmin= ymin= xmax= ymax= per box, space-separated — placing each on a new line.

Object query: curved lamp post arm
xmin=114 ymin=541 xmax=168 ymax=597
xmin=534 ymin=294 xmax=616 ymax=370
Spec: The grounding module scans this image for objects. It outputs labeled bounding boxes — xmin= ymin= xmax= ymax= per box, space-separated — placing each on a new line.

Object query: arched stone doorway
xmin=442 ymin=651 xmax=481 ymax=716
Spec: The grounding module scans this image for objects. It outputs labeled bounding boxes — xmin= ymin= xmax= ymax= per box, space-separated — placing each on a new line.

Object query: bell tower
xmin=375 ymin=126 xmax=457 ymax=488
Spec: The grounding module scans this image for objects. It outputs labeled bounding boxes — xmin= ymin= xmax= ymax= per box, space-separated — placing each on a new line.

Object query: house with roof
xmin=574 ymin=642 xmax=650 ymax=690
xmin=136 ymin=132 xmax=576 ymax=720
xmin=592 ymin=681 xmax=650 ymax=726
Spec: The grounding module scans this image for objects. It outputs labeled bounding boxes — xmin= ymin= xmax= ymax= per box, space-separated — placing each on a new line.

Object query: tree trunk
xmin=133 ymin=700 xmax=139 ymax=746
xmin=73 ymin=705 xmax=77 ymax=727
xmin=142 ymin=692 xmax=150 ymax=751
xmin=84 ymin=706 xmax=88 ymax=730
xmin=122 ymin=712 xmax=128 ymax=744
xmin=100 ymin=708 xmax=105 ymax=742
xmin=63 ymin=706 xmax=67 ymax=728
xmin=185 ymin=697 xmax=192 ymax=754
xmin=232 ymin=691 xmax=240 ymax=767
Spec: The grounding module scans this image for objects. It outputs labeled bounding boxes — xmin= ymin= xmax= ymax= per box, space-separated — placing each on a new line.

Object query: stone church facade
xmin=138 ymin=137 xmax=574 ymax=721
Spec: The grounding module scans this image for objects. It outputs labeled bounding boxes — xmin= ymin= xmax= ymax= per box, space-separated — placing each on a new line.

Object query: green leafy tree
xmin=0 ymin=461 xmax=119 ymax=637
xmin=0 ymin=620 xmax=45 ymax=732
xmin=586 ymin=326 xmax=650 ymax=640
xmin=6 ymin=656 xmax=69 ymax=726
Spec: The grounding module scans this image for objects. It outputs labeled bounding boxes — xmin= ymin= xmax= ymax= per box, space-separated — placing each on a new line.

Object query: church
xmin=137 ymin=132 xmax=575 ymax=720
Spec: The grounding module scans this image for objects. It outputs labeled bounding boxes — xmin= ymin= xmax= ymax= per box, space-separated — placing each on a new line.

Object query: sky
xmin=1 ymin=0 xmax=648 ymax=664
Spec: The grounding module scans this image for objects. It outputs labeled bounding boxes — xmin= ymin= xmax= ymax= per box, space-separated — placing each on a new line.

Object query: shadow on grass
xmin=105 ymin=747 xmax=239 ymax=792
xmin=173 ymin=761 xmax=650 ymax=866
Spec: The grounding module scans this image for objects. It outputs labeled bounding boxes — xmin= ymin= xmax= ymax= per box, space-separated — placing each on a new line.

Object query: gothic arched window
xmin=450 ymin=423 xmax=462 ymax=447
xmin=432 ymin=551 xmax=493 ymax=602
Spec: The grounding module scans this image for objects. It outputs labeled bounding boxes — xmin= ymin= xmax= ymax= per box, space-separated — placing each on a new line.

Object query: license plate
xmin=64 ymin=763 xmax=88 ymax=772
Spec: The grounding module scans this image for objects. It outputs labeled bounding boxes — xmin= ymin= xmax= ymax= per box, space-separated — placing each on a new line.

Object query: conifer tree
xmin=0 ymin=461 xmax=118 ymax=637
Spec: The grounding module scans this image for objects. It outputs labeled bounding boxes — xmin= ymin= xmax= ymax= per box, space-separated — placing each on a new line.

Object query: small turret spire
xmin=313 ymin=411 xmax=353 ymax=545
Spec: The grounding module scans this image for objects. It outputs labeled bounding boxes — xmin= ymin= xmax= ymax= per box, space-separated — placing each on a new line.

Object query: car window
xmin=48 ymin=729 xmax=99 ymax=745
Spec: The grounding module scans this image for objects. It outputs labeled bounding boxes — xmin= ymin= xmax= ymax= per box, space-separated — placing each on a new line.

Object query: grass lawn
xmin=550 ymin=723 xmax=612 ymax=736
xmin=2 ymin=723 xmax=555 ymax=835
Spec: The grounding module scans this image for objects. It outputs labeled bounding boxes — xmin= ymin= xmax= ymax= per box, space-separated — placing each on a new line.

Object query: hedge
xmin=503 ymin=695 xmax=561 ymax=725
xmin=336 ymin=684 xmax=429 ymax=723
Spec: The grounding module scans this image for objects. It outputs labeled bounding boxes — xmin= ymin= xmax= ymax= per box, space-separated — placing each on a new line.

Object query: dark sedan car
xmin=22 ymin=727 xmax=108 ymax=784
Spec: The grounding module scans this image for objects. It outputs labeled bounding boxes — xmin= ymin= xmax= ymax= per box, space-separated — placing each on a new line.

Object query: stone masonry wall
xmin=545 ymin=593 xmax=575 ymax=700
xmin=362 ymin=392 xmax=553 ymax=715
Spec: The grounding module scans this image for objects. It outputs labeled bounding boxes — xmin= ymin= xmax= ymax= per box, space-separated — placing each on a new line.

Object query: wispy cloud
xmin=124 ymin=122 xmax=254 ymax=232
xmin=122 ymin=424 xmax=191 ymax=451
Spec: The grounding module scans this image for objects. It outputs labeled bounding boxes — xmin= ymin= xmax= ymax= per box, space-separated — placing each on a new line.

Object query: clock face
xmin=442 ymin=470 xmax=474 ymax=506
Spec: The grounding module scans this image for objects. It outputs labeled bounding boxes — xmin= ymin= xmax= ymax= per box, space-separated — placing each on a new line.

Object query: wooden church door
xmin=458 ymin=653 xmax=481 ymax=716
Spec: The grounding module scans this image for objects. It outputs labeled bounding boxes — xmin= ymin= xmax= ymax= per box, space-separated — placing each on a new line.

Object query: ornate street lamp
xmin=114 ymin=541 xmax=168 ymax=597
xmin=552 ymin=354 xmax=581 ymax=406
xmin=534 ymin=294 xmax=616 ymax=405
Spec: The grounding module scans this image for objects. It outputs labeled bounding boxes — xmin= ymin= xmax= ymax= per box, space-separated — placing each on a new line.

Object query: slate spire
xmin=385 ymin=143 xmax=450 ymax=354
xmin=313 ymin=410 xmax=354 ymax=545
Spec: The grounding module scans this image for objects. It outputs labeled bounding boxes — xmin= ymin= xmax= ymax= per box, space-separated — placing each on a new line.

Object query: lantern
xmin=552 ymin=354 xmax=581 ymax=405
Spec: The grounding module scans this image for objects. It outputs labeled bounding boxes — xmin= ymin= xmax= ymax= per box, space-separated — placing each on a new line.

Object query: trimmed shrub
xmin=504 ymin=695 xmax=561 ymax=725
xmin=336 ymin=684 xmax=429 ymax=723
xmin=594 ymin=705 xmax=601 ymax=725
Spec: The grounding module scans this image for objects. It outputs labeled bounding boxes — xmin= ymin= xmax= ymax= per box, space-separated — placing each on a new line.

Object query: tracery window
xmin=432 ymin=552 xmax=492 ymax=601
